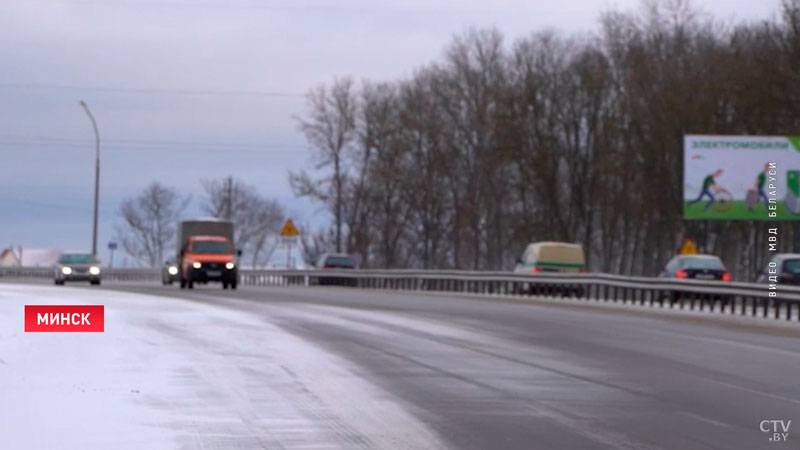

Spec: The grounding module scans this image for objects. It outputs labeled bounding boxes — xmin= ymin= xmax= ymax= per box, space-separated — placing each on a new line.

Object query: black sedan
xmin=660 ymin=254 xmax=731 ymax=281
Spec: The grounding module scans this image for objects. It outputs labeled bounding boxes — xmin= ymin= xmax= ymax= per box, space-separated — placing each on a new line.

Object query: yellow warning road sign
xmin=679 ymin=238 xmax=698 ymax=255
xmin=280 ymin=219 xmax=299 ymax=237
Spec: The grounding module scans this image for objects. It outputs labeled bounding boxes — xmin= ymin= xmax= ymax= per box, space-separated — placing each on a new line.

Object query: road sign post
xmin=280 ymin=220 xmax=300 ymax=269
xmin=679 ymin=238 xmax=698 ymax=255
xmin=107 ymin=241 xmax=118 ymax=268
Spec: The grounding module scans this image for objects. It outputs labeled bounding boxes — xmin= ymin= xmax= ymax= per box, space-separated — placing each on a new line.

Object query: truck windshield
xmin=191 ymin=241 xmax=230 ymax=254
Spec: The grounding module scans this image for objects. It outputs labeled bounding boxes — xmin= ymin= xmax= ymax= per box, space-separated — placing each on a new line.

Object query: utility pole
xmin=225 ymin=176 xmax=233 ymax=220
xmin=79 ymin=101 xmax=100 ymax=256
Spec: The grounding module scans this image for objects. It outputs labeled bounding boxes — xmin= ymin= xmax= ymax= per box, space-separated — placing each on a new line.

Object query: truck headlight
xmin=192 ymin=262 xmax=202 ymax=269
xmin=89 ymin=266 xmax=101 ymax=275
xmin=225 ymin=262 xmax=235 ymax=270
xmin=168 ymin=266 xmax=178 ymax=275
xmin=61 ymin=266 xmax=72 ymax=275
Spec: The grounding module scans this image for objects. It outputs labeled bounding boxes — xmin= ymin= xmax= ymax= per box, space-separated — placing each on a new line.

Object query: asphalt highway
xmin=95 ymin=282 xmax=800 ymax=450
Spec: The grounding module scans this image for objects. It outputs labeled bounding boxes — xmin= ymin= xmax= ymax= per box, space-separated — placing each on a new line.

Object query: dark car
xmin=756 ymin=253 xmax=800 ymax=285
xmin=660 ymin=254 xmax=731 ymax=281
xmin=315 ymin=253 xmax=357 ymax=286
xmin=316 ymin=253 xmax=357 ymax=269
xmin=54 ymin=253 xmax=101 ymax=285
xmin=162 ymin=258 xmax=180 ymax=285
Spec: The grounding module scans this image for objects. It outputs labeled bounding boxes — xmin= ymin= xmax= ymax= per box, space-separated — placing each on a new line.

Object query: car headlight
xmin=61 ymin=266 xmax=72 ymax=275
xmin=225 ymin=262 xmax=235 ymax=270
xmin=89 ymin=266 xmax=101 ymax=275
xmin=192 ymin=262 xmax=202 ymax=269
xmin=168 ymin=266 xmax=178 ymax=275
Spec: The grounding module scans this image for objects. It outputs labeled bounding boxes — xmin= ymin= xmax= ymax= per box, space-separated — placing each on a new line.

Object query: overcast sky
xmin=1 ymin=0 xmax=780 ymax=265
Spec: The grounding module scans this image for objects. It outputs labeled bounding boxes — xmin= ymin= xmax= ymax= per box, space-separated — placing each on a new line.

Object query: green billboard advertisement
xmin=683 ymin=135 xmax=800 ymax=220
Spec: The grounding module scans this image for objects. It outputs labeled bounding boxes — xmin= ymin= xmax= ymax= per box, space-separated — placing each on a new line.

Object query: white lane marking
xmin=712 ymin=380 xmax=800 ymax=406
xmin=682 ymin=412 xmax=731 ymax=428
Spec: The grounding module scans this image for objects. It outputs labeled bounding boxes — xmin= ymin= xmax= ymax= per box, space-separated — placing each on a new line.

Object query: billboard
xmin=683 ymin=135 xmax=800 ymax=220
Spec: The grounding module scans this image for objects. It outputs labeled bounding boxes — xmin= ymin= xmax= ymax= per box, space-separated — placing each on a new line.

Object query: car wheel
xmin=222 ymin=282 xmax=228 ymax=289
xmin=231 ymin=281 xmax=237 ymax=290
xmin=180 ymin=278 xmax=186 ymax=289
xmin=187 ymin=280 xmax=194 ymax=289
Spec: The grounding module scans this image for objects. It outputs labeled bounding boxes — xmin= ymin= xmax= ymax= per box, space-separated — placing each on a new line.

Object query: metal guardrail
xmin=0 ymin=267 xmax=160 ymax=282
xmin=2 ymin=267 xmax=799 ymax=322
xmin=240 ymin=269 xmax=800 ymax=322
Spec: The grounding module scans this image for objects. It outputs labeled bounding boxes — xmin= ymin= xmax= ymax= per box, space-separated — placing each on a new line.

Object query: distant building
xmin=0 ymin=248 xmax=21 ymax=267
xmin=0 ymin=247 xmax=62 ymax=267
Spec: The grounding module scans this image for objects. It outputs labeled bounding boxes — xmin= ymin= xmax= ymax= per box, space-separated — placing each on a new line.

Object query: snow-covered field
xmin=0 ymin=284 xmax=445 ymax=450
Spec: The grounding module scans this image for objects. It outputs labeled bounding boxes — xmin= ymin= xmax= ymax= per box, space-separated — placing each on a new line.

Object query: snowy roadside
xmin=0 ymin=283 xmax=446 ymax=450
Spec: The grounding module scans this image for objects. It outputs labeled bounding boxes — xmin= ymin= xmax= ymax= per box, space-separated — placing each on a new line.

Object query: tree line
xmin=116 ymin=176 xmax=284 ymax=267
xmin=291 ymin=0 xmax=800 ymax=279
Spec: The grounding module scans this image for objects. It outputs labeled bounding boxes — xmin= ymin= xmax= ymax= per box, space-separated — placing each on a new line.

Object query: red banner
xmin=25 ymin=305 xmax=104 ymax=332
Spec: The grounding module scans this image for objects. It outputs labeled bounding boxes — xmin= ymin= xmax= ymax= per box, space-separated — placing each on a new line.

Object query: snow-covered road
xmin=0 ymin=284 xmax=445 ymax=450
xmin=3 ymin=281 xmax=800 ymax=449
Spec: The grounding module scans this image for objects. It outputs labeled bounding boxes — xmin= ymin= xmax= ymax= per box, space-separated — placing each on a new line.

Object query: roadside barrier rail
xmin=0 ymin=267 xmax=160 ymax=282
xmin=3 ymin=267 xmax=798 ymax=321
xmin=240 ymin=269 xmax=800 ymax=322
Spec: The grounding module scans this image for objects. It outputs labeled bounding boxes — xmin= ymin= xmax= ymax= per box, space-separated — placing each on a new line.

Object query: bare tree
xmin=292 ymin=3 xmax=800 ymax=278
xmin=115 ymin=182 xmax=189 ymax=267
xmin=200 ymin=176 xmax=285 ymax=266
xmin=290 ymin=77 xmax=358 ymax=253
xmin=299 ymin=224 xmax=336 ymax=267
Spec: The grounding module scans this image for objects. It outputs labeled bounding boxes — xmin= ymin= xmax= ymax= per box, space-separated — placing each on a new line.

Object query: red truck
xmin=178 ymin=219 xmax=239 ymax=290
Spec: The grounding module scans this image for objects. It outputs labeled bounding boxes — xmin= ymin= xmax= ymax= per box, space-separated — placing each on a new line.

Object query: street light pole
xmin=79 ymin=100 xmax=100 ymax=256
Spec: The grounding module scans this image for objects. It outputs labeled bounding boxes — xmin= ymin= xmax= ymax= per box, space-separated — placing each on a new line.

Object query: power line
xmin=27 ymin=0 xmax=477 ymax=14
xmin=0 ymin=196 xmax=116 ymax=217
xmin=0 ymin=135 xmax=308 ymax=153
xmin=0 ymin=82 xmax=306 ymax=98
